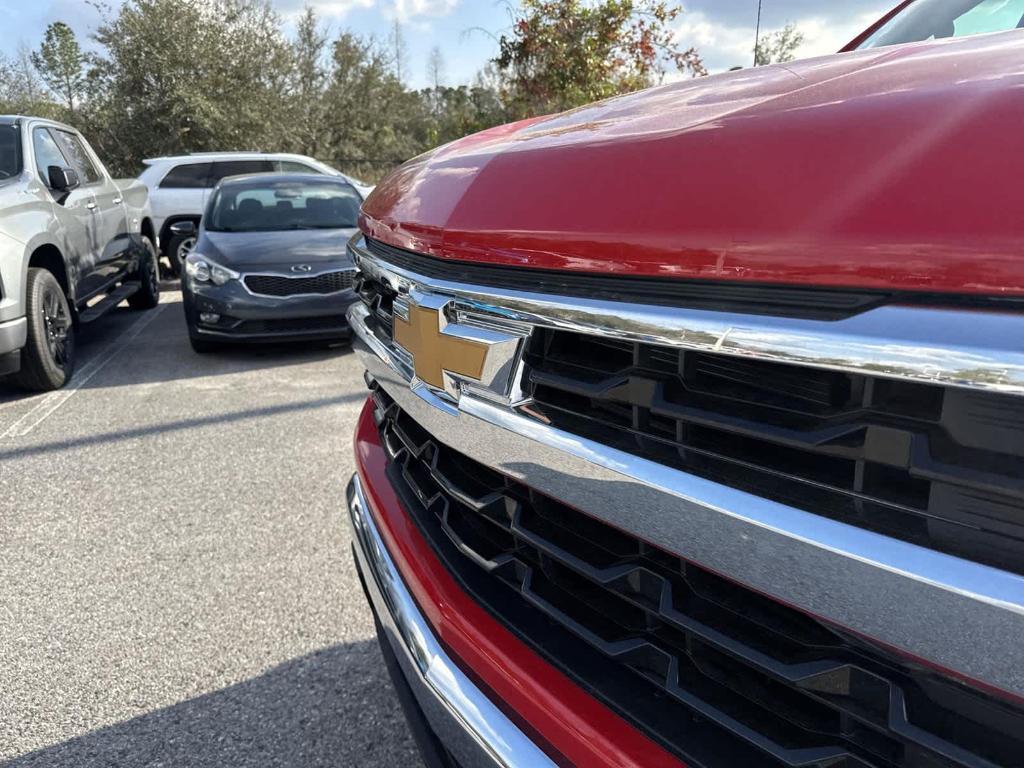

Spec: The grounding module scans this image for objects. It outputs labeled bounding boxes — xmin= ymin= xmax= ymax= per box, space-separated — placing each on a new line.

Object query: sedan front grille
xmin=371 ymin=387 xmax=1024 ymax=768
xmin=244 ymin=269 xmax=355 ymax=297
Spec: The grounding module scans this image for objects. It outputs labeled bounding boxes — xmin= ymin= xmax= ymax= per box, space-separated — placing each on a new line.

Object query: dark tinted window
xmin=54 ymin=130 xmax=100 ymax=183
xmin=32 ymin=128 xmax=68 ymax=185
xmin=208 ymin=178 xmax=361 ymax=232
xmin=159 ymin=162 xmax=211 ymax=189
xmin=210 ymin=160 xmax=274 ymax=184
xmin=0 ymin=125 xmax=22 ymax=181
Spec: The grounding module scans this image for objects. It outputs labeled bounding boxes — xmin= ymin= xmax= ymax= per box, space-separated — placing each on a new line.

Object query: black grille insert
xmin=235 ymin=314 xmax=348 ymax=334
xmin=244 ymin=270 xmax=355 ymax=297
xmin=372 ymin=389 xmax=1024 ymax=768
xmin=522 ymin=328 xmax=1024 ymax=574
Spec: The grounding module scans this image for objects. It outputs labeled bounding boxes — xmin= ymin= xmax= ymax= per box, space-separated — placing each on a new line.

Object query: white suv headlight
xmin=185 ymin=253 xmax=238 ymax=286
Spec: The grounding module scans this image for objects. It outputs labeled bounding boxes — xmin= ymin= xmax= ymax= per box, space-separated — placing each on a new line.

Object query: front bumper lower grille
xmin=371 ymin=387 xmax=1024 ymax=768
xmin=243 ymin=269 xmax=355 ymax=297
xmin=234 ymin=315 xmax=348 ymax=334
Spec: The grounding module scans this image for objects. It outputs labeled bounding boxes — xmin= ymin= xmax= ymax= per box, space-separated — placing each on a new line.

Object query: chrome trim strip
xmin=349 ymin=304 xmax=1024 ymax=699
xmin=350 ymin=234 xmax=1024 ymax=395
xmin=240 ymin=266 xmax=356 ymax=299
xmin=346 ymin=473 xmax=556 ymax=768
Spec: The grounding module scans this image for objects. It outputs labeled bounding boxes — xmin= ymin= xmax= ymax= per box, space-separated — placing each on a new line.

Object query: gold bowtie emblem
xmin=393 ymin=303 xmax=488 ymax=390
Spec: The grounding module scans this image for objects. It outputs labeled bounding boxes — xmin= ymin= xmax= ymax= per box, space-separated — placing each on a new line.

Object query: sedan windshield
xmin=859 ymin=0 xmax=1024 ymax=48
xmin=207 ymin=177 xmax=361 ymax=232
xmin=0 ymin=125 xmax=22 ymax=181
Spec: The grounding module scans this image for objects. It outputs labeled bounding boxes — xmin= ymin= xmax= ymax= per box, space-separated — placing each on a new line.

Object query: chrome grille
xmin=353 ymin=267 xmax=1024 ymax=573
xmin=346 ymin=233 xmax=1024 ymax=707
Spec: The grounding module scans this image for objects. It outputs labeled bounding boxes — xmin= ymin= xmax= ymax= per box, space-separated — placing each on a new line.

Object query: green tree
xmin=288 ymin=6 xmax=331 ymax=158
xmin=421 ymin=81 xmax=508 ymax=149
xmin=89 ymin=0 xmax=293 ymax=174
xmin=321 ymin=31 xmax=428 ymax=182
xmin=495 ymin=0 xmax=705 ymax=118
xmin=31 ymin=22 xmax=87 ymax=116
xmin=754 ymin=22 xmax=804 ymax=66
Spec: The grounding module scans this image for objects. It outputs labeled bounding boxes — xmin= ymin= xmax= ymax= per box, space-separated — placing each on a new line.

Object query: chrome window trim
xmin=240 ymin=265 xmax=357 ymax=299
xmin=349 ymin=234 xmax=1024 ymax=395
xmin=347 ymin=473 xmax=556 ymax=768
xmin=346 ymin=234 xmax=1024 ymax=698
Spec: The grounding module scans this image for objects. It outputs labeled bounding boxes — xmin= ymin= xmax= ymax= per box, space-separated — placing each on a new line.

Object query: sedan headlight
xmin=185 ymin=253 xmax=238 ymax=286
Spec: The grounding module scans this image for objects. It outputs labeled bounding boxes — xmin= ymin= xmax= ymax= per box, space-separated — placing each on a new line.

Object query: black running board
xmin=78 ymin=282 xmax=140 ymax=323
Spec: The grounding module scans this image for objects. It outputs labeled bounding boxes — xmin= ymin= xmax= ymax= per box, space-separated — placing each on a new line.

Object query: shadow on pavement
xmin=0 ymin=391 xmax=368 ymax=460
xmin=8 ymin=641 xmax=422 ymax=768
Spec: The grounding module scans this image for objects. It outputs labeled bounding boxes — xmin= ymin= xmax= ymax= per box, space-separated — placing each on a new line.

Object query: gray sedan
xmin=178 ymin=174 xmax=362 ymax=353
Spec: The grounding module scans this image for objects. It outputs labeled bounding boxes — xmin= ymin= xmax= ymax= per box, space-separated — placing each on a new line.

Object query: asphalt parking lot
xmin=0 ymin=287 xmax=422 ymax=767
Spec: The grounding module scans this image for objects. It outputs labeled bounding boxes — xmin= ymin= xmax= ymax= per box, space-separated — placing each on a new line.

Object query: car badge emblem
xmin=392 ymin=292 xmax=525 ymax=403
xmin=291 ymin=264 xmax=313 ymax=273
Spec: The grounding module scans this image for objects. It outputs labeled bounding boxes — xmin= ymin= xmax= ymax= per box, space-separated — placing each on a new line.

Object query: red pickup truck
xmin=345 ymin=3 xmax=1024 ymax=767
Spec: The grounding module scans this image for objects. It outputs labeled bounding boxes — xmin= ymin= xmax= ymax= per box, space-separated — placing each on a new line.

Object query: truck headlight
xmin=185 ymin=253 xmax=238 ymax=286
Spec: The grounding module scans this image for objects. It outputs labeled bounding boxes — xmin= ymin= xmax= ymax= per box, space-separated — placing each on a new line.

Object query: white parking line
xmin=1 ymin=302 xmax=168 ymax=440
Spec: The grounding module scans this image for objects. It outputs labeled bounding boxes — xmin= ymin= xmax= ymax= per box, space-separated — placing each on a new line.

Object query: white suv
xmin=138 ymin=152 xmax=373 ymax=274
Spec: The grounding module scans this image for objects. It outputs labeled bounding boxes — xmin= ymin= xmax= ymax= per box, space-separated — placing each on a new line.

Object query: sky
xmin=3 ymin=0 xmax=895 ymax=88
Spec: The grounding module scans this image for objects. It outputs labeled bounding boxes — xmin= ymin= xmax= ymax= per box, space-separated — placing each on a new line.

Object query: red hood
xmin=362 ymin=31 xmax=1024 ymax=295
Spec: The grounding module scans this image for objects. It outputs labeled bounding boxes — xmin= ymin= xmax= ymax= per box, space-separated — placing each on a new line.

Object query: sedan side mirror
xmin=169 ymin=220 xmax=197 ymax=236
xmin=48 ymin=165 xmax=80 ymax=192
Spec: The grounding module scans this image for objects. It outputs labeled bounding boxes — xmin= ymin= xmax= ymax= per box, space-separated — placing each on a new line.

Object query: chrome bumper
xmin=346 ymin=473 xmax=556 ymax=768
xmin=345 ymin=234 xmax=1024 ymax=699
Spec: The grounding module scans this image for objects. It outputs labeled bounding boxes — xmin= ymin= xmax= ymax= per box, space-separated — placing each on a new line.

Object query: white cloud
xmin=281 ymin=0 xmax=374 ymax=20
xmin=674 ymin=10 xmax=756 ymax=70
xmin=674 ymin=9 xmax=887 ymax=72
xmin=787 ymin=11 xmax=889 ymax=57
xmin=390 ymin=0 xmax=459 ymax=23
xmin=278 ymin=0 xmax=458 ymax=22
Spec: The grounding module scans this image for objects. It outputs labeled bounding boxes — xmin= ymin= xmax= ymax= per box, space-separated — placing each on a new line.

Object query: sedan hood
xmin=361 ymin=31 xmax=1024 ymax=295
xmin=200 ymin=228 xmax=357 ymax=270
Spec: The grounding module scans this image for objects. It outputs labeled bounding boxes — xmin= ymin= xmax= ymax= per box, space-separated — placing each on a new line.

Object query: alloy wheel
xmin=177 ymin=236 xmax=196 ymax=264
xmin=41 ymin=287 xmax=71 ymax=367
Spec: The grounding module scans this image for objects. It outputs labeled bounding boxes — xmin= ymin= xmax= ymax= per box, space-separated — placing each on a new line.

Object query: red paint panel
xmin=353 ymin=397 xmax=683 ymax=768
xmin=363 ymin=31 xmax=1024 ymax=295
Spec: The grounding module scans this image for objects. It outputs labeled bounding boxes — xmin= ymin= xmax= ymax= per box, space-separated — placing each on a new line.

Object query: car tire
xmin=188 ymin=333 xmax=220 ymax=354
xmin=128 ymin=236 xmax=160 ymax=310
xmin=14 ymin=268 xmax=75 ymax=391
xmin=166 ymin=232 xmax=196 ymax=277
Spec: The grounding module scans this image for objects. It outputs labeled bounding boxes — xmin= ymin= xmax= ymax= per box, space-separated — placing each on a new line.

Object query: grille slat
xmin=372 ymin=391 xmax=1024 ymax=768
xmin=244 ymin=269 xmax=355 ymax=297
